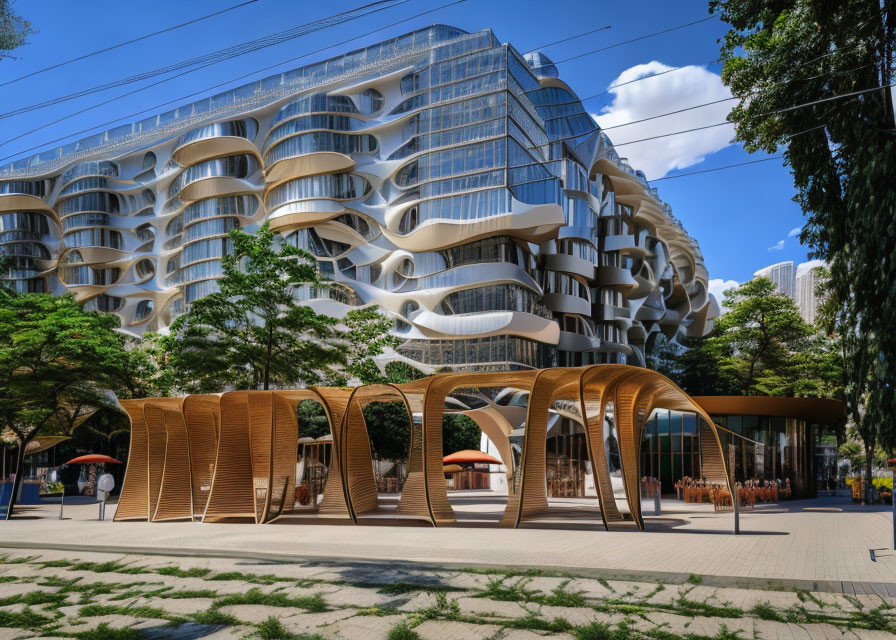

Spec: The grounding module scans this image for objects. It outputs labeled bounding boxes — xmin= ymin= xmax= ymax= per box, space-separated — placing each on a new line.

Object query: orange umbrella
xmin=443 ymin=464 xmax=463 ymax=474
xmin=65 ymin=454 xmax=122 ymax=465
xmin=443 ymin=449 xmax=502 ymax=465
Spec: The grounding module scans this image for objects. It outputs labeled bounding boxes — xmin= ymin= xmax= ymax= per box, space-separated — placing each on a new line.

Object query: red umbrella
xmin=443 ymin=449 xmax=502 ymax=465
xmin=65 ymin=454 xmax=122 ymax=465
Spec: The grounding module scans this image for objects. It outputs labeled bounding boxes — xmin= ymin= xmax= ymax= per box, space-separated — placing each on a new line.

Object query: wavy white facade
xmin=0 ymin=26 xmax=717 ymax=370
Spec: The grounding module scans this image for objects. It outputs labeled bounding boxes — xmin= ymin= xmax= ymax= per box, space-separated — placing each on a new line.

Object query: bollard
xmin=654 ymin=483 xmax=661 ymax=515
xmin=58 ymin=492 xmax=64 ymax=520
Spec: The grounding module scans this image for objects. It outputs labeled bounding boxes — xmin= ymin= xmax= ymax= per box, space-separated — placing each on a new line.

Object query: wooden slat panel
xmin=314 ymin=388 xmax=352 ymax=517
xmin=268 ymin=393 xmax=298 ymax=521
xmin=144 ymin=404 xmax=168 ymax=522
xmin=247 ymin=392 xmax=274 ymax=523
xmin=183 ymin=395 xmax=220 ymax=517
xmin=114 ymin=400 xmax=149 ymax=521
xmin=152 ymin=407 xmax=193 ymax=522
xmin=203 ymin=392 xmax=255 ymax=521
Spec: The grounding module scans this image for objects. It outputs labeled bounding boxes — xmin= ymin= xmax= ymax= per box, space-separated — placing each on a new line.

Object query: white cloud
xmin=708 ymin=278 xmax=739 ymax=314
xmin=767 ymin=240 xmax=785 ymax=251
xmin=592 ymin=61 xmax=735 ymax=180
xmin=788 ymin=227 xmax=802 ymax=237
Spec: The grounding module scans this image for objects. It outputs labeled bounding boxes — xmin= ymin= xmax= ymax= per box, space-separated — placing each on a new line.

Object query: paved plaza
xmin=1 ymin=494 xmax=895 ymax=638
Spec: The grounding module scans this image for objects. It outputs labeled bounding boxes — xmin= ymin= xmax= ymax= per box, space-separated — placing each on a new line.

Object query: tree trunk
xmin=5 ymin=444 xmax=26 ymax=520
xmin=263 ymin=323 xmax=273 ymax=391
xmin=865 ymin=443 xmax=874 ymax=505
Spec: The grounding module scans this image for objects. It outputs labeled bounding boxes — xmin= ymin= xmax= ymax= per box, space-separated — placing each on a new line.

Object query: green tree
xmin=710 ymin=0 xmax=895 ymax=502
xmin=0 ymin=0 xmax=33 ymax=60
xmin=663 ymin=278 xmax=841 ymax=400
xmin=712 ymin=278 xmax=813 ymax=395
xmin=341 ymin=307 xmax=401 ymax=386
xmin=442 ymin=413 xmax=481 ymax=456
xmin=0 ymin=291 xmax=133 ymax=517
xmin=168 ymin=223 xmax=343 ymax=391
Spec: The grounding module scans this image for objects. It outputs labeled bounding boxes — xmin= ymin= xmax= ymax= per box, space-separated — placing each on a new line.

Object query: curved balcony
xmin=57 ymin=192 xmax=120 ymax=217
xmin=168 ymin=155 xmax=260 ymax=201
xmin=265 ymin=173 xmax=371 ymax=210
xmin=542 ymin=253 xmax=595 ymax=281
xmin=0 ymin=179 xmax=51 ymax=199
xmin=61 ymin=161 xmax=118 ymax=185
xmin=173 ymin=119 xmax=260 ymax=167
xmin=384 ymin=193 xmax=563 ymax=252
xmin=58 ymin=264 xmax=122 ymax=288
xmin=263 ymin=132 xmax=375 ymax=186
xmin=264 ymin=114 xmax=362 ymax=152
xmin=542 ymin=292 xmax=591 ymax=316
xmin=62 ymin=227 xmax=123 ymax=251
xmin=409 ymin=309 xmax=559 ymax=343
xmin=557 ymin=329 xmax=595 ymax=352
xmin=271 ymin=94 xmax=359 ymax=129
xmin=594 ymin=265 xmax=635 ymax=288
xmin=267 ymin=200 xmax=347 ymax=234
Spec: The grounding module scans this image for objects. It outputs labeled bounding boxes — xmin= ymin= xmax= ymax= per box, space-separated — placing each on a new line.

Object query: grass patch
xmin=216 ymin=587 xmax=327 ymax=613
xmin=0 ymin=606 xmax=52 ymax=629
xmin=0 ymin=554 xmax=38 ymax=565
xmin=751 ymin=602 xmax=784 ymax=622
xmin=159 ymin=589 xmax=219 ymax=599
xmin=40 ymin=559 xmax=149 ymax=574
xmin=476 ymin=577 xmax=537 ymax=602
xmin=501 ymin=615 xmax=573 ymax=633
xmin=191 ymin=608 xmax=240 ymax=626
xmin=355 ymin=581 xmax=457 ymax=596
xmin=415 ymin=591 xmax=459 ymax=621
xmin=386 ymin=620 xmax=419 ymax=640
xmin=257 ymin=615 xmax=293 ymax=639
xmin=156 ymin=566 xmax=212 ymax=578
xmin=0 ymin=590 xmax=67 ymax=607
xmin=78 ymin=603 xmax=170 ymax=620
xmin=541 ymin=581 xmax=587 ymax=607
xmin=207 ymin=571 xmax=288 ymax=585
xmin=74 ymin=623 xmax=144 ymax=640
xmin=575 ymin=620 xmax=631 ymax=640
xmin=686 ymin=574 xmax=702 ymax=585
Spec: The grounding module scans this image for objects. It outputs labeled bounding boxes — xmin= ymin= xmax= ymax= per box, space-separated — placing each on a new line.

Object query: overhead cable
xmin=0 ymin=0 xmax=468 ymax=162
xmin=0 ymin=0 xmax=262 ymax=88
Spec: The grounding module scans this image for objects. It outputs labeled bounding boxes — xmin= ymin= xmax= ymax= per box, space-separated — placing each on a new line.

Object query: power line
xmin=527 ymin=81 xmax=896 ymax=151
xmin=0 ymin=0 xmax=409 ymax=121
xmin=526 ymin=25 xmax=611 ymax=52
xmin=0 ymin=0 xmax=416 ymax=149
xmin=553 ymin=15 xmax=718 ymax=64
xmin=0 ymin=0 xmax=261 ymax=88
xmin=649 ymin=156 xmax=784 ymax=181
xmin=0 ymin=0 xmax=469 ymax=163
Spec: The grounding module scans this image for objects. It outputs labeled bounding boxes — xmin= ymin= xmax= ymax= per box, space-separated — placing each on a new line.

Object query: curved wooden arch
xmin=118 ymin=365 xmax=735 ymax=530
xmin=338 ymin=384 xmax=416 ymax=523
xmin=182 ymin=394 xmax=220 ymax=518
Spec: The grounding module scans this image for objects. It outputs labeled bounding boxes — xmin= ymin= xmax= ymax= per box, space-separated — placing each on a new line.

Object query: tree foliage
xmin=663 ymin=278 xmax=842 ymax=401
xmin=0 ymin=291 xmax=134 ymax=516
xmin=167 ymin=223 xmax=343 ymax=391
xmin=442 ymin=413 xmax=481 ymax=456
xmin=0 ymin=0 xmax=33 ymax=60
xmin=711 ymin=0 xmax=895 ymax=497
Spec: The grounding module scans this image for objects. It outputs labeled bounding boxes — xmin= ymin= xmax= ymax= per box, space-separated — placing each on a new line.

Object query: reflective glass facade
xmin=0 ymin=25 xmax=717 ymax=370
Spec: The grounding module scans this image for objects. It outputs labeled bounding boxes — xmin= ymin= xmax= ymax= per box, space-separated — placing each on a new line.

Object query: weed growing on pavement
xmin=751 ymin=602 xmax=784 ymax=621
xmin=385 ymin=620 xmax=420 ymax=640
xmin=156 ymin=566 xmax=212 ymax=578
xmin=257 ymin=615 xmax=294 ymax=639
xmin=215 ymin=587 xmax=327 ymax=612
xmin=191 ymin=607 xmax=240 ymax=626
xmin=74 ymin=623 xmax=144 ymax=640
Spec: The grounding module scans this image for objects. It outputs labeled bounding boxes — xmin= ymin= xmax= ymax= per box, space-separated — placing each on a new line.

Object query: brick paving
xmin=0 ymin=548 xmax=894 ymax=639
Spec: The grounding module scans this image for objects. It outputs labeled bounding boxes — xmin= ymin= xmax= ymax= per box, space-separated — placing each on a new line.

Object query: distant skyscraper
xmin=754 ymin=261 xmax=795 ymax=299
xmin=795 ymin=260 xmax=827 ymax=325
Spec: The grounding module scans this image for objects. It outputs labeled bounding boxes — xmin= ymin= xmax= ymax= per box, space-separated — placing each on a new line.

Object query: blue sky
xmin=0 ymin=0 xmax=814 ymax=290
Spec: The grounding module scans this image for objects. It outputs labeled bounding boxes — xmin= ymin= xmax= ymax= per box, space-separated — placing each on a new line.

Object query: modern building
xmin=795 ymin=259 xmax=826 ymax=324
xmin=754 ymin=260 xmax=795 ymax=299
xmin=0 ymin=25 xmax=717 ymax=372
xmin=638 ymin=396 xmax=844 ymax=499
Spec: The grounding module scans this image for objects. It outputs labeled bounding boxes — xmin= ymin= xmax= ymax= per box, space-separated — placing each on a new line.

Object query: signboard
xmin=755 ymin=443 xmax=765 ymax=474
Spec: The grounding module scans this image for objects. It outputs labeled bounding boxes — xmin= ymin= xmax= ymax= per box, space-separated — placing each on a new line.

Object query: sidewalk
xmin=2 ymin=494 xmax=894 ymax=592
